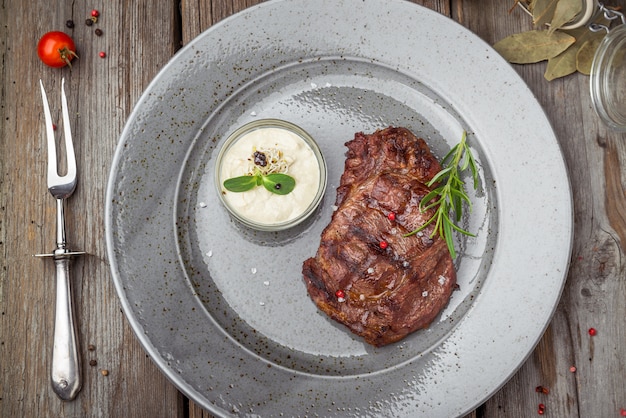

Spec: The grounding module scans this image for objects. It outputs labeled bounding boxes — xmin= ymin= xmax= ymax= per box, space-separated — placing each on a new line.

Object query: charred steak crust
xmin=302 ymin=127 xmax=457 ymax=347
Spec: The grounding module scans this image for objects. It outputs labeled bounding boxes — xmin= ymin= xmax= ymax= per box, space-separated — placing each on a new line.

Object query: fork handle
xmin=51 ymin=254 xmax=82 ymax=400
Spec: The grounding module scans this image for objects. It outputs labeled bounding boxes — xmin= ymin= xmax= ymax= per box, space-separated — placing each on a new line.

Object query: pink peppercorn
xmin=538 ymin=403 xmax=545 ymax=415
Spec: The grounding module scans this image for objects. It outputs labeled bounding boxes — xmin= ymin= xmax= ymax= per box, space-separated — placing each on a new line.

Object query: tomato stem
xmin=59 ymin=47 xmax=78 ymax=68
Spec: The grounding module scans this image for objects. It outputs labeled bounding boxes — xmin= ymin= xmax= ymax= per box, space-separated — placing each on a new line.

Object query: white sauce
xmin=219 ymin=127 xmax=321 ymax=225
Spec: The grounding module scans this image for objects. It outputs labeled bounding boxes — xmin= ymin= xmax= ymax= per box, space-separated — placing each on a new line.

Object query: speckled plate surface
xmin=105 ymin=0 xmax=573 ymax=416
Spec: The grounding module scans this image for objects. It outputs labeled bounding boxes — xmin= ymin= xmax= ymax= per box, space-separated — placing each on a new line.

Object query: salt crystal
xmin=367 ymin=267 xmax=374 ymax=274
xmin=198 ymin=202 xmax=207 ymax=208
xmin=438 ymin=275 xmax=446 ymax=285
xmin=331 ymin=205 xmax=338 ymax=211
xmin=250 ymin=111 xmax=257 ymax=116
xmin=251 ymin=268 xmax=257 ymax=274
xmin=263 ymin=281 xmax=270 ymax=286
xmin=325 ymin=82 xmax=332 ymax=87
xmin=206 ymin=250 xmax=213 ymax=257
xmin=422 ymin=291 xmax=429 ymax=297
xmin=337 ymin=297 xmax=346 ymax=303
xmin=359 ymin=294 xmax=365 ymax=301
xmin=310 ymin=82 xmax=318 ymax=89
xmin=259 ymin=301 xmax=265 ymax=306
xmin=402 ymin=261 xmax=410 ymax=268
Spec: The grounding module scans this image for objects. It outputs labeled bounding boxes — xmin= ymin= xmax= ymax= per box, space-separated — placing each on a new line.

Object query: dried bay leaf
xmin=576 ymin=37 xmax=603 ymax=74
xmin=543 ymin=24 xmax=588 ymax=80
xmin=494 ymin=30 xmax=575 ymax=64
xmin=570 ymin=12 xmax=610 ymax=74
xmin=544 ymin=46 xmax=578 ymax=80
xmin=548 ymin=0 xmax=582 ymax=33
xmin=506 ymin=0 xmax=610 ymax=81
xmin=544 ymin=20 xmax=607 ymax=80
xmin=532 ymin=0 xmax=559 ymax=27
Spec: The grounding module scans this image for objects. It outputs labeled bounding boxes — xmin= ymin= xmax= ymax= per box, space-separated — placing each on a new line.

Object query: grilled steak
xmin=302 ymin=127 xmax=456 ymax=347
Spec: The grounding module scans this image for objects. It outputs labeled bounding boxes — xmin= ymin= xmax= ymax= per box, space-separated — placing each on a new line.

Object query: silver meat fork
xmin=35 ymin=78 xmax=85 ymax=401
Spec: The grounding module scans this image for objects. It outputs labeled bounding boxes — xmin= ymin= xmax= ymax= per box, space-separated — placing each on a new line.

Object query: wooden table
xmin=2 ymin=0 xmax=625 ymax=417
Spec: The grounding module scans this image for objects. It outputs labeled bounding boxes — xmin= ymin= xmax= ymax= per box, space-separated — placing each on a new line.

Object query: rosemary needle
xmin=405 ymin=131 xmax=479 ymax=259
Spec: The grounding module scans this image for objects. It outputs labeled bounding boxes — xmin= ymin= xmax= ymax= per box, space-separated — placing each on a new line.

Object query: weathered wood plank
xmin=0 ymin=0 xmax=184 ymax=416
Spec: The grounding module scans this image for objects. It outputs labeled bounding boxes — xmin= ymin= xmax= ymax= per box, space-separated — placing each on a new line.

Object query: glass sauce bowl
xmin=215 ymin=119 xmax=327 ymax=231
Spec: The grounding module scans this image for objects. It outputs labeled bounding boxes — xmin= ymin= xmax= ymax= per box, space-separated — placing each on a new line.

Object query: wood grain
xmin=2 ymin=0 xmax=625 ymax=417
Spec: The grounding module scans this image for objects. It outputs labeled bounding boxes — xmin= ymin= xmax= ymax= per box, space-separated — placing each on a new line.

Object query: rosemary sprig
xmin=405 ymin=131 xmax=479 ymax=258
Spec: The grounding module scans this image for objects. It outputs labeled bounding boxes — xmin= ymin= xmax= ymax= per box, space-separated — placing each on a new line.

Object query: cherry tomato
xmin=37 ymin=31 xmax=77 ymax=68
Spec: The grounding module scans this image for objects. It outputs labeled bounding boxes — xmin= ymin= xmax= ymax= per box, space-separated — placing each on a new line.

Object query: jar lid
xmin=590 ymin=24 xmax=626 ymax=131
xmin=563 ymin=0 xmax=597 ymax=29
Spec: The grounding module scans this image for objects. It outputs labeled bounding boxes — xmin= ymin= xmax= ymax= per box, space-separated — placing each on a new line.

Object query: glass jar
xmin=215 ymin=119 xmax=327 ymax=231
xmin=589 ymin=6 xmax=626 ymax=131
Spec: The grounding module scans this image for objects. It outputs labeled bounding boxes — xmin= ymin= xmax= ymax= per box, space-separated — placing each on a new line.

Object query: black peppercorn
xmin=253 ymin=151 xmax=268 ymax=167
xmin=85 ymin=18 xmax=93 ymax=26
xmin=94 ymin=28 xmax=103 ymax=36
xmin=66 ymin=20 xmax=75 ymax=28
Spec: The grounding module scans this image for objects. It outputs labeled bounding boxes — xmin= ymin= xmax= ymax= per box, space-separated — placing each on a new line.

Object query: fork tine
xmin=39 ymin=79 xmax=59 ymax=189
xmin=39 ymin=78 xmax=77 ymax=197
xmin=60 ymin=78 xmax=77 ymax=184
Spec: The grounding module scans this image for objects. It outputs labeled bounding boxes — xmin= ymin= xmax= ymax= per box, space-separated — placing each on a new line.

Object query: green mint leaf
xmin=223 ymin=175 xmax=259 ymax=192
xmin=262 ymin=173 xmax=296 ymax=195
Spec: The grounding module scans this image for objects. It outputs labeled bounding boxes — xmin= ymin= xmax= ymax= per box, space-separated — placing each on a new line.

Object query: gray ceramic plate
xmin=105 ymin=0 xmax=573 ymax=416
